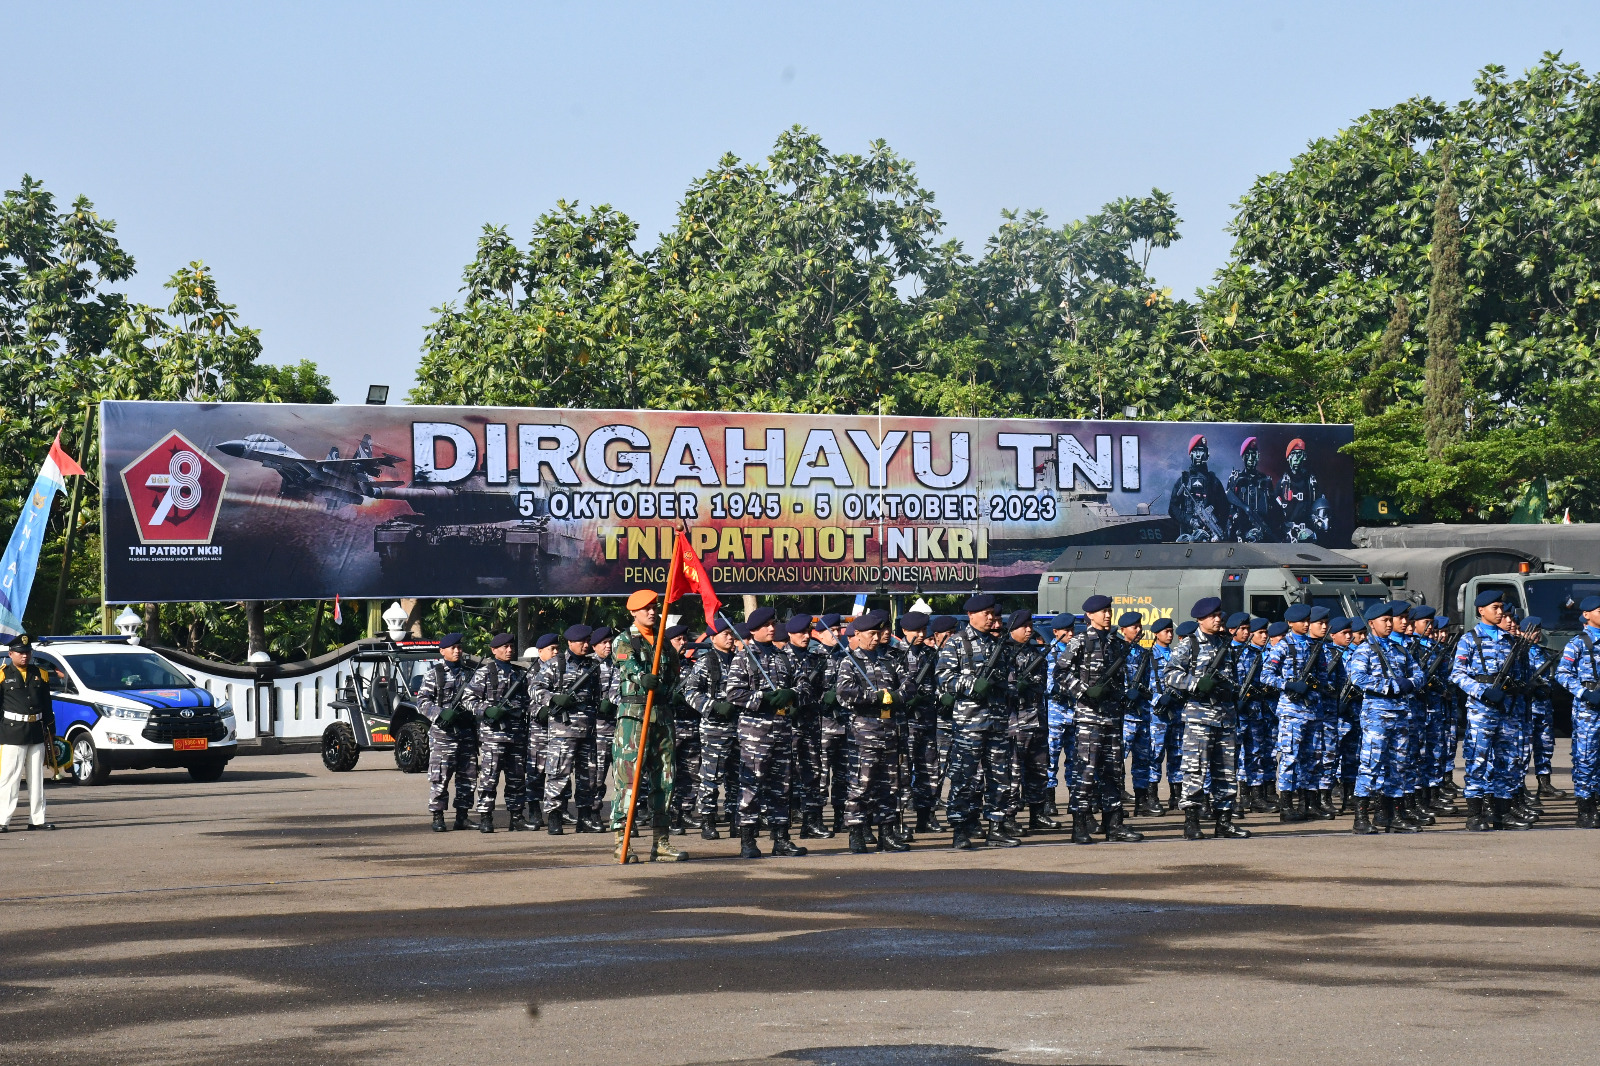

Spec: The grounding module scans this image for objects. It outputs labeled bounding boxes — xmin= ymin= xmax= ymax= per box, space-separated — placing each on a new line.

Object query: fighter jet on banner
xmin=215 ymin=432 xmax=403 ymax=510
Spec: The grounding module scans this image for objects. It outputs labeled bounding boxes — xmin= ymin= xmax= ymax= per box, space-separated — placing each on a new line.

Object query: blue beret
xmin=817 ymin=612 xmax=842 ymax=630
xmin=1387 ymin=600 xmax=1411 ymax=616
xmin=1249 ymin=617 xmax=1269 ymax=632
xmin=746 ymin=606 xmax=777 ymax=629
xmin=437 ymin=632 xmax=462 ymax=649
xmin=534 ymin=633 xmax=559 ymax=649
xmin=1522 ymin=615 xmax=1543 ymax=630
xmin=786 ymin=615 xmax=814 ymax=635
xmin=1283 ymin=604 xmax=1311 ymax=623
xmin=1580 ymin=596 xmax=1600 ymax=613
xmin=964 ymin=593 xmax=996 ymax=613
xmin=1225 ymin=612 xmax=1250 ymax=629
xmin=1350 ymin=617 xmax=1367 ymax=631
xmin=1050 ymin=613 xmax=1077 ymax=630
xmin=931 ymin=615 xmax=959 ymax=634
xmin=1008 ymin=608 xmax=1035 ymax=631
xmin=564 ymin=624 xmax=593 ymax=642
xmin=1434 ymin=615 xmax=1449 ymax=628
xmin=899 ymin=612 xmax=930 ymax=632
xmin=859 ymin=609 xmax=890 ymax=630
xmin=490 ymin=632 xmax=515 ymax=649
xmin=1082 ymin=594 xmax=1113 ymax=614
xmin=1119 ymin=611 xmax=1145 ymax=628
xmin=1308 ymin=606 xmax=1331 ymax=623
xmin=1190 ymin=596 xmax=1223 ymax=619
xmin=589 ymin=626 xmax=614 ymax=644
xmin=1364 ymin=602 xmax=1392 ymax=621
xmin=1328 ymin=617 xmax=1351 ymax=634
xmin=664 ymin=624 xmax=689 ymax=640
xmin=1411 ymin=605 xmax=1436 ymax=621
xmin=1176 ymin=620 xmax=1199 ymax=637
xmin=1474 ymin=589 xmax=1504 ymax=609
xmin=1149 ymin=618 xmax=1174 ymax=633
xmin=1267 ymin=621 xmax=1289 ymax=637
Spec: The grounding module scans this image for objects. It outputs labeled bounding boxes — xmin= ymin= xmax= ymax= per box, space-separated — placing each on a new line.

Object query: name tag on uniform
xmin=880 ymin=709 xmax=893 ymax=719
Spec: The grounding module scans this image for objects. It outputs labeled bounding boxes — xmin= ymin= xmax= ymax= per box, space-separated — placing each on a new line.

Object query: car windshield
xmin=65 ymin=651 xmax=192 ymax=691
xmin=1525 ymin=578 xmax=1600 ymax=636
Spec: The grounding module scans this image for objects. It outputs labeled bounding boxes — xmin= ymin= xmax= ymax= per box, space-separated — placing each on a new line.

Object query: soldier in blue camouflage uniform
xmin=686 ymin=622 xmax=739 ymax=840
xmin=522 ymin=636 xmax=558 ymax=830
xmin=417 ymin=633 xmax=477 ymax=832
xmin=1338 ymin=618 xmax=1367 ymax=799
xmin=1044 ymin=613 xmax=1078 ymax=816
xmin=1118 ymin=612 xmax=1159 ymax=818
xmin=1143 ymin=618 xmax=1183 ymax=812
xmin=1519 ymin=616 xmax=1565 ymax=807
xmin=1385 ymin=604 xmax=1432 ymax=826
xmin=1163 ymin=597 xmax=1250 ymax=840
xmin=1222 ymin=613 xmax=1254 ymax=814
xmin=723 ymin=606 xmax=804 ymax=858
xmin=1263 ymin=604 xmax=1330 ymax=822
xmin=607 ymin=591 xmax=685 ymax=862
xmin=1237 ymin=616 xmax=1278 ymax=813
xmin=467 ymin=632 xmax=530 ymax=832
xmin=1427 ymin=616 xmax=1460 ymax=796
xmin=531 ymin=625 xmax=603 ymax=836
xmin=899 ymin=612 xmax=944 ymax=834
xmin=835 ymin=610 xmax=916 ymax=853
xmin=1557 ymin=595 xmax=1600 ymax=828
xmin=783 ymin=615 xmax=831 ymax=839
xmin=1346 ymin=602 xmax=1424 ymax=833
xmin=1450 ymin=590 xmax=1533 ymax=831
xmin=1325 ymin=617 xmax=1356 ymax=812
xmin=1005 ymin=608 xmax=1059 ymax=835
xmin=1056 ymin=595 xmax=1143 ymax=844
xmin=1408 ymin=608 xmax=1458 ymax=818
xmin=937 ymin=594 xmax=1018 ymax=850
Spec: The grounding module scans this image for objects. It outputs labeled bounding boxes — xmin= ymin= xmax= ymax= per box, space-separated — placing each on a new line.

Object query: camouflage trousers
xmin=1122 ymin=708 xmax=1153 ymax=790
xmin=473 ymin=725 xmax=527 ymax=815
xmin=697 ymin=722 xmax=740 ymax=819
xmin=609 ymin=713 xmax=674 ymax=830
xmin=1354 ymin=708 xmax=1407 ymax=797
xmin=1007 ymin=726 xmax=1049 ymax=811
xmin=1316 ymin=716 xmax=1341 ymax=790
xmin=1398 ymin=706 xmax=1425 ymax=792
xmin=1339 ymin=712 xmax=1362 ymax=782
xmin=542 ymin=731 xmax=595 ymax=818
xmin=671 ymin=716 xmax=701 ymax=814
xmin=526 ymin=721 xmax=548 ymax=812
xmin=1237 ymin=709 xmax=1272 ymax=786
xmin=1423 ymin=704 xmax=1453 ymax=786
xmin=1527 ymin=705 xmax=1555 ymax=777
xmin=843 ymin=715 xmax=899 ymax=828
xmin=427 ymin=726 xmax=478 ymax=813
xmin=1069 ymin=710 xmax=1125 ymax=814
xmin=1148 ymin=711 xmax=1183 ymax=787
xmin=1462 ymin=706 xmax=1525 ymax=800
xmin=589 ymin=717 xmax=617 ymax=820
xmin=1274 ymin=713 xmax=1319 ymax=793
xmin=1572 ymin=708 xmax=1600 ymax=798
xmin=1180 ymin=718 xmax=1238 ymax=811
xmin=791 ymin=713 xmax=825 ymax=815
xmin=821 ymin=715 xmax=850 ymax=810
xmin=945 ymin=725 xmax=1009 ymax=825
xmin=738 ymin=714 xmax=795 ymax=826
xmin=908 ymin=721 xmax=943 ymax=812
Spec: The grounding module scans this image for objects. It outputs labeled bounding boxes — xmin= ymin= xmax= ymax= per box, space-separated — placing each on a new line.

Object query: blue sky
xmin=5 ymin=3 xmax=1596 ymax=403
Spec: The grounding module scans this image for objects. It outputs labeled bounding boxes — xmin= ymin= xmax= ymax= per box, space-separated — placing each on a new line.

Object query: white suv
xmin=33 ymin=638 xmax=238 ymax=785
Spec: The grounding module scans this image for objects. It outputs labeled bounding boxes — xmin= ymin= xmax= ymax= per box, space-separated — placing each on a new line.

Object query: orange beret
xmin=626 ymin=589 xmax=659 ymax=611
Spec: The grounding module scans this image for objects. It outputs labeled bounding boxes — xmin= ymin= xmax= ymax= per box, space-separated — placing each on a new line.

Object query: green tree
xmin=1423 ymin=147 xmax=1466 ymax=456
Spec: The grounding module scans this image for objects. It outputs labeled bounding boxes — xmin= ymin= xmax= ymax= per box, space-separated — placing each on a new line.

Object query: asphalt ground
xmin=2 ymin=748 xmax=1598 ymax=1066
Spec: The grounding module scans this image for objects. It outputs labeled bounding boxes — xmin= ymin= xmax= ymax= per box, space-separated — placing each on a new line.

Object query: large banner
xmin=100 ymin=401 xmax=1355 ymax=602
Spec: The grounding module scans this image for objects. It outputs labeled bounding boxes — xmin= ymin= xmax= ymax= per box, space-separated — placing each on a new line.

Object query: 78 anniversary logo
xmin=119 ymin=431 xmax=228 ymax=545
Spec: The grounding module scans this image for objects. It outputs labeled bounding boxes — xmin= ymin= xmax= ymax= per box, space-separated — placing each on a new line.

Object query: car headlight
xmin=215 ymin=699 xmax=235 ymax=719
xmin=99 ymin=703 xmax=148 ymax=720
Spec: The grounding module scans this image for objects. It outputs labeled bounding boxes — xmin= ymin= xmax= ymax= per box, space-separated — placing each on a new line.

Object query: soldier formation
xmin=414 ymin=586 xmax=1600 ymax=855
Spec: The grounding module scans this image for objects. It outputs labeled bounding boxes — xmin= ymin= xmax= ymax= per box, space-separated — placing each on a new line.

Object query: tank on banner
xmin=99 ymin=402 xmax=1355 ymax=602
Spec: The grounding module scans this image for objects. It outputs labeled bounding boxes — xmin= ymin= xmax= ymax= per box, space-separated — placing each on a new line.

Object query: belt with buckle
xmin=774 ymin=708 xmax=787 ymax=717
xmin=2 ymin=712 xmax=42 ymax=723
xmin=879 ymin=709 xmax=893 ymax=719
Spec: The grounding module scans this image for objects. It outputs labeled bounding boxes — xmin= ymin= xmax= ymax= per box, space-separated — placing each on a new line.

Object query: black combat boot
xmin=668 ymin=809 xmax=686 ymax=836
xmin=801 ymin=811 xmax=833 ymax=839
xmin=1044 ymin=796 xmax=1060 ymax=818
xmin=914 ymin=809 xmax=936 ymax=834
xmin=1337 ymin=780 xmax=1355 ymax=814
xmin=1386 ymin=796 xmax=1422 ymax=833
xmin=681 ymin=808 xmax=702 ymax=830
xmin=1028 ymin=803 xmax=1061 ymax=832
xmin=1496 ymin=796 xmax=1533 ymax=830
xmin=507 ymin=809 xmax=528 ymax=832
xmin=1279 ymin=790 xmax=1307 ymax=824
xmin=1214 ymin=809 xmax=1250 ymax=838
xmin=700 ymin=811 xmax=720 ymax=840
xmin=1199 ymin=792 xmax=1214 ymax=820
xmin=479 ymin=812 xmax=495 ymax=833
xmin=878 ymin=820 xmax=910 ymax=852
xmin=1070 ymin=810 xmax=1096 ymax=845
xmin=1140 ymin=788 xmax=1165 ymax=817
xmin=454 ymin=809 xmax=471 ymax=831
xmin=1370 ymin=794 xmax=1393 ymax=831
xmin=1168 ymin=782 xmax=1182 ymax=813
xmin=1132 ymin=787 xmax=1149 ymax=817
xmin=1183 ymin=807 xmax=1205 ymax=840
xmin=1511 ymin=792 xmax=1539 ymax=823
xmin=1577 ymin=796 xmax=1597 ymax=829
xmin=848 ymin=825 xmax=870 ymax=853
xmin=1317 ymin=789 xmax=1338 ymax=819
xmin=1351 ymin=796 xmax=1377 ymax=835
xmin=951 ymin=821 xmax=978 ymax=850
xmin=986 ymin=818 xmax=1022 ymax=847
xmin=832 ymin=804 xmax=847 ymax=833
xmin=527 ymin=804 xmax=546 ymax=831
xmin=432 ymin=811 xmax=447 ymax=833
xmin=1001 ymin=812 xmax=1027 ymax=838
xmin=1104 ymin=809 xmax=1144 ymax=842
xmin=1439 ymin=774 xmax=1460 ymax=798
xmin=1408 ymin=793 xmax=1436 ymax=826
xmin=1426 ymin=786 xmax=1459 ymax=816
xmin=1463 ymin=797 xmax=1490 ymax=831
xmin=547 ymin=813 xmax=565 ymax=836
xmin=1537 ymin=773 xmax=1567 ymax=798
xmin=740 ymin=824 xmax=763 ymax=857
xmin=770 ymin=827 xmax=808 ymax=857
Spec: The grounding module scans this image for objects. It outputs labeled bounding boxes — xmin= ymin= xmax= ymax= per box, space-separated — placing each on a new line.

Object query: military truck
xmin=1035 ymin=542 xmax=1392 ymax=626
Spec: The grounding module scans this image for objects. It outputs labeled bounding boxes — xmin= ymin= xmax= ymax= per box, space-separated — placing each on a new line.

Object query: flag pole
xmin=618 ymin=549 xmax=678 ymax=864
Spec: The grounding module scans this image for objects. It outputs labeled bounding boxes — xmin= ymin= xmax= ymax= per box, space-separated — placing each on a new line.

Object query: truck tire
xmin=393 ymin=721 xmax=429 ymax=774
xmin=187 ymin=760 xmax=227 ymax=783
xmin=71 ymin=731 xmax=111 ymax=786
xmin=321 ymin=722 xmax=360 ymax=772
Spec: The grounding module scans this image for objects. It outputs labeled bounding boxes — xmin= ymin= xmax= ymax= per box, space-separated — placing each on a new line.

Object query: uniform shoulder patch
xmin=614 ymin=642 xmax=632 ymax=662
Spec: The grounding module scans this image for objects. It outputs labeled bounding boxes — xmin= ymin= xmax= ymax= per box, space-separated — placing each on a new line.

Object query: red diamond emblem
xmin=120 ymin=431 xmax=228 ymax=545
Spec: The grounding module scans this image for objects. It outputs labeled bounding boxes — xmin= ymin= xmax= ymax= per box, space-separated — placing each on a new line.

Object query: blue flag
xmin=0 ymin=434 xmax=85 ymax=640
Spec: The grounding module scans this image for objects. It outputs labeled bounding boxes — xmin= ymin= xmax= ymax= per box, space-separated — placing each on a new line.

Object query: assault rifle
xmin=1516 ymin=643 xmax=1558 ymax=699
xmin=1285 ymin=635 xmax=1327 ymax=698
xmin=1189 ymin=632 xmax=1234 ymax=699
xmin=1416 ymin=634 xmax=1460 ymax=697
xmin=538 ymin=654 xmax=601 ymax=725
xmin=1081 ymin=631 xmax=1135 ymax=703
xmin=1125 ymin=646 xmax=1152 ymax=707
xmin=1233 ymin=647 xmax=1264 ymax=714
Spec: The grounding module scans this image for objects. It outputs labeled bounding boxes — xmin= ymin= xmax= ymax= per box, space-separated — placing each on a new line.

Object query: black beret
xmin=1363 ymin=602 xmax=1392 ymax=621
xmin=1249 ymin=617 xmax=1269 ymax=632
xmin=1308 ymin=606 xmax=1331 ymax=623
xmin=1328 ymin=617 xmax=1351 ymax=635
xmin=564 ymin=624 xmax=593 ymax=643
xmin=1008 ymin=608 xmax=1035 ymax=631
xmin=785 ymin=615 xmax=813 ymax=635
xmin=437 ymin=632 xmax=462 ymax=650
xmin=817 ymin=612 xmax=842 ymax=629
xmin=1475 ymin=589 xmax=1505 ymax=609
xmin=843 ymin=619 xmax=862 ymax=637
xmin=535 ymin=633 xmax=559 ymax=649
xmin=1283 ymin=604 xmax=1311 ymax=623
xmin=931 ymin=615 xmax=959 ymax=634
xmin=1580 ymin=596 xmax=1600 ymax=613
xmin=1267 ymin=621 xmax=1289 ymax=637
xmin=1411 ymin=605 xmax=1436 ymax=621
xmin=1176 ymin=620 xmax=1199 ymax=637
xmin=589 ymin=626 xmax=614 ymax=644
xmin=490 ymin=632 xmax=516 ymax=649
xmin=1225 ymin=612 xmax=1250 ymax=629
xmin=899 ymin=612 xmax=930 ymax=632
xmin=1119 ymin=611 xmax=1145 ymax=628
xmin=1082 ymin=594 xmax=1113 ymax=614
xmin=1190 ymin=596 xmax=1223 ymax=620
xmin=664 ymin=624 xmax=690 ymax=640
xmin=746 ymin=606 xmax=777 ymax=629
xmin=964 ymin=593 xmax=996 ymax=613
xmin=732 ymin=623 xmax=750 ymax=640
xmin=1149 ymin=618 xmax=1173 ymax=633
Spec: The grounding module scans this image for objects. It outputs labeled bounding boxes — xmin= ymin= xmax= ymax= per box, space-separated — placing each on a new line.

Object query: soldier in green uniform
xmin=609 ymin=589 xmax=686 ymax=862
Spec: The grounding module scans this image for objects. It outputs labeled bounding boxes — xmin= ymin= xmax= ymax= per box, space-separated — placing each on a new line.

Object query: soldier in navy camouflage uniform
xmin=467 ymin=632 xmax=530 ymax=832
xmin=665 ymin=625 xmax=702 ymax=834
xmin=1006 ymin=608 xmax=1058 ymax=835
xmin=1055 ymin=595 xmax=1142 ymax=844
xmin=937 ymin=594 xmax=1018 ymax=850
xmin=417 ymin=633 xmax=477 ymax=831
xmin=900 ymin=612 xmax=944 ymax=833
xmin=1450 ymin=590 xmax=1533 ymax=831
xmin=522 ymin=636 xmax=558 ymax=830
xmin=813 ymin=614 xmax=851 ymax=830
xmin=585 ymin=627 xmax=618 ymax=832
xmin=686 ymin=623 xmax=739 ymax=838
xmin=725 ymin=606 xmax=805 ymax=858
xmin=1163 ymin=597 xmax=1250 ymax=840
xmin=531 ymin=625 xmax=604 ymax=835
xmin=785 ymin=615 xmax=832 ymax=839
xmin=1347 ymin=602 xmax=1425 ymax=833
xmin=1044 ymin=613 xmax=1078 ymax=815
xmin=835 ymin=610 xmax=916 ymax=853
xmin=1557 ymin=595 xmax=1600 ymax=828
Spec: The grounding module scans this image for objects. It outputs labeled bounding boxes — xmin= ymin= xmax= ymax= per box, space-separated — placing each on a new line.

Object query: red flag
xmin=666 ymin=530 xmax=721 ymax=625
xmin=333 ymin=594 xmax=342 ymax=625
xmin=46 ymin=431 xmax=86 ymax=478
